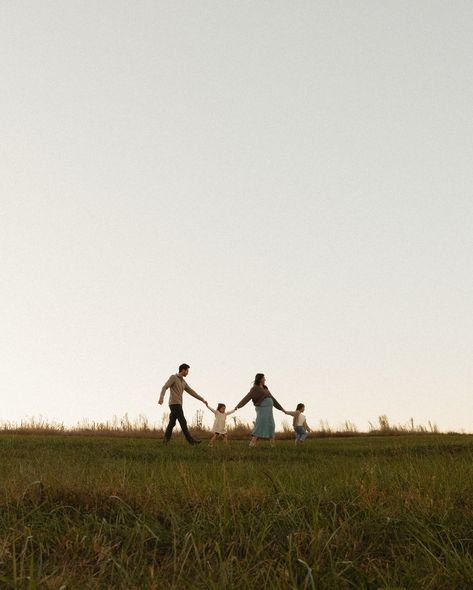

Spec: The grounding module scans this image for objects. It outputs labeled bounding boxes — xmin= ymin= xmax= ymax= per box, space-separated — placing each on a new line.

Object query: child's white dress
xmin=208 ymin=407 xmax=235 ymax=434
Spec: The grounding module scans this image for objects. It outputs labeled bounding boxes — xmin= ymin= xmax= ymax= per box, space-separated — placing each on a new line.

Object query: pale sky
xmin=1 ymin=1 xmax=472 ymax=433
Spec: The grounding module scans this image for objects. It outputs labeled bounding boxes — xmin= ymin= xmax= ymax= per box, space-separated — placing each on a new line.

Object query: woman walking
xmin=233 ymin=373 xmax=286 ymax=447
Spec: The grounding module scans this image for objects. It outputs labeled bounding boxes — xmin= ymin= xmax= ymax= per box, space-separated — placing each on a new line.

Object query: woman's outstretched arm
xmin=270 ymin=395 xmax=285 ymax=412
xmin=235 ymin=390 xmax=253 ymax=409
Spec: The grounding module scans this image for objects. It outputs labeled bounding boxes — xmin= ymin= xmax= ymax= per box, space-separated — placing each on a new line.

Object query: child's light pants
xmin=294 ymin=426 xmax=307 ymax=442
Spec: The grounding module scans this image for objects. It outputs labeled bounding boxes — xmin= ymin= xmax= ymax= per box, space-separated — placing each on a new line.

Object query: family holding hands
xmin=159 ymin=363 xmax=311 ymax=447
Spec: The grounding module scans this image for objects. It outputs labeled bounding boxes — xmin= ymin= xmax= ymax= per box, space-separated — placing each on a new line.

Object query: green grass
xmin=2 ymin=434 xmax=473 ymax=589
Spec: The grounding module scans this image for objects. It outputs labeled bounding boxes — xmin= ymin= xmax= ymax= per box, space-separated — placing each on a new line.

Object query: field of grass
xmin=2 ymin=433 xmax=473 ymax=589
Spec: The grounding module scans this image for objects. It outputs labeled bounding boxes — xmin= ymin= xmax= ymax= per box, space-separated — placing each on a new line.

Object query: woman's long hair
xmin=254 ymin=373 xmax=267 ymax=388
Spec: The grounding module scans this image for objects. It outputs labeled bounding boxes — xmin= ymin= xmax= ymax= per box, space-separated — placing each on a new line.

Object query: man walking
xmin=159 ymin=363 xmax=207 ymax=444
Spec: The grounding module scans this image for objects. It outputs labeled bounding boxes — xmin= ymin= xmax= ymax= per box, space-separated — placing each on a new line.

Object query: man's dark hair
xmin=179 ymin=363 xmax=190 ymax=372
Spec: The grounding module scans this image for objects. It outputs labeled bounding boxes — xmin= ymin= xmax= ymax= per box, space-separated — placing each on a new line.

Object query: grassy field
xmin=1 ymin=433 xmax=473 ymax=589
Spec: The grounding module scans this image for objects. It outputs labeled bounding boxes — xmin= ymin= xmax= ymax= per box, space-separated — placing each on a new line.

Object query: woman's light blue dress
xmin=252 ymin=397 xmax=275 ymax=438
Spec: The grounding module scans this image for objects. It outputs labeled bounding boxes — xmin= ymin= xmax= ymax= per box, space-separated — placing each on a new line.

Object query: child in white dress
xmin=205 ymin=402 xmax=236 ymax=446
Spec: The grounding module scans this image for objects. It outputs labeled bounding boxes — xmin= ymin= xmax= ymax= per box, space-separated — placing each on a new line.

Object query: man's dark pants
xmin=164 ymin=404 xmax=194 ymax=443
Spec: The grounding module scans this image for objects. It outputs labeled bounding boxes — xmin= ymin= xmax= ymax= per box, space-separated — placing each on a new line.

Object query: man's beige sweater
xmin=159 ymin=374 xmax=204 ymax=405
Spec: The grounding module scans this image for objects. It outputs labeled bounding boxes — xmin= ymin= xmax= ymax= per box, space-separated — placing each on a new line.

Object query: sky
xmin=1 ymin=1 xmax=472 ymax=433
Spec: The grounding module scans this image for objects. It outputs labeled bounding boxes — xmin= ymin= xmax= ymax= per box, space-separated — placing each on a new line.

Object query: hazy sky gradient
xmin=1 ymin=1 xmax=472 ymax=432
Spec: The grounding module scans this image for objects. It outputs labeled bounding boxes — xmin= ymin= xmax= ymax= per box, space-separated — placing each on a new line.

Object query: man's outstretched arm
xmin=184 ymin=383 xmax=206 ymax=404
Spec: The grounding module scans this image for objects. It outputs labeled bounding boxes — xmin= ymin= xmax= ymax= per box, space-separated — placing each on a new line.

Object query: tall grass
xmin=1 ymin=434 xmax=473 ymax=588
xmin=0 ymin=414 xmax=444 ymax=439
